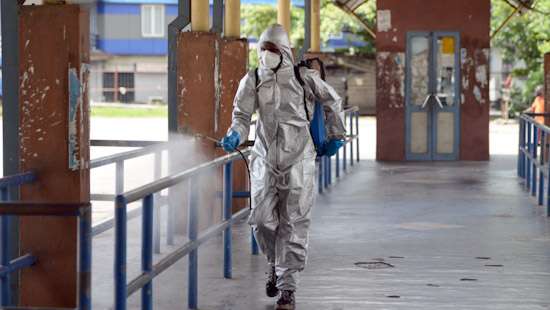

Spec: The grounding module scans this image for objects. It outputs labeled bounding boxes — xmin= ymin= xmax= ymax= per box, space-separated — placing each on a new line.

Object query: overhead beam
xmin=333 ymin=2 xmax=376 ymax=39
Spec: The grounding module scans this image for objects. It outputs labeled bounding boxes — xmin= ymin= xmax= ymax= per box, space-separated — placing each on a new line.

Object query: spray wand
xmin=194 ymin=134 xmax=252 ymax=210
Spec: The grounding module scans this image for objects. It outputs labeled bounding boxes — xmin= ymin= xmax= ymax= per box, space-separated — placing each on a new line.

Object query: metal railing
xmin=0 ymin=171 xmax=36 ymax=307
xmin=0 ymin=201 xmax=91 ymax=310
xmin=518 ymin=113 xmax=550 ymax=215
xmin=318 ymin=106 xmax=360 ymax=193
xmin=113 ymin=149 xmax=254 ymax=310
xmin=90 ymin=140 xmax=169 ymax=248
xmin=112 ymin=106 xmax=362 ymax=310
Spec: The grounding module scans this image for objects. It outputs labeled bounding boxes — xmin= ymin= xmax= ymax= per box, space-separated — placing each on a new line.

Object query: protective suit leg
xmin=249 ymin=156 xmax=278 ymax=265
xmin=276 ymin=158 xmax=317 ymax=291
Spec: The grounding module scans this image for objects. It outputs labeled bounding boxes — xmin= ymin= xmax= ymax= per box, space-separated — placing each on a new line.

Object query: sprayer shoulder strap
xmin=253 ymin=66 xmax=310 ymax=122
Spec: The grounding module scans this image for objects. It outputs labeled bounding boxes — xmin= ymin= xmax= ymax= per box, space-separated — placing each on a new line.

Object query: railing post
xmin=142 ymin=194 xmax=154 ymax=310
xmin=532 ymin=127 xmax=538 ymax=197
xmin=355 ymin=111 xmax=360 ymax=162
xmin=547 ymin=159 xmax=550 ymax=216
xmin=539 ymin=131 xmax=545 ymax=206
xmin=251 ymin=229 xmax=259 ymax=255
xmin=526 ymin=122 xmax=532 ymax=190
xmin=223 ymin=162 xmax=233 ymax=279
xmin=116 ymin=161 xmax=124 ymax=195
xmin=0 ymin=188 xmax=10 ymax=306
xmin=114 ymin=195 xmax=128 ymax=310
xmin=349 ymin=112 xmax=354 ymax=167
xmin=187 ymin=181 xmax=199 ymax=310
xmin=318 ymin=158 xmax=323 ymax=194
xmin=79 ymin=205 xmax=92 ymax=310
xmin=336 ymin=148 xmax=340 ymax=179
xmin=325 ymin=156 xmax=330 ymax=187
xmin=518 ymin=118 xmax=525 ymax=178
xmin=153 ymin=152 xmax=161 ymax=254
xmin=167 ymin=190 xmax=175 ymax=246
xmin=343 ymin=134 xmax=347 ymax=173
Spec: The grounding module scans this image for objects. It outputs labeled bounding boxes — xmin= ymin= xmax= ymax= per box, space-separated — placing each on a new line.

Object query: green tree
xmin=491 ymin=0 xmax=550 ymax=108
xmin=241 ymin=1 xmax=376 ymax=67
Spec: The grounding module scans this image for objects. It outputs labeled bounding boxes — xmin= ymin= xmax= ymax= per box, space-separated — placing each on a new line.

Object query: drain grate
xmin=354 ymin=261 xmax=395 ymax=269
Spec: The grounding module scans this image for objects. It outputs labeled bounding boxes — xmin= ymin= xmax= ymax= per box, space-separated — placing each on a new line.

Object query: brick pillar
xmin=218 ymin=38 xmax=249 ymax=212
xmin=18 ymin=5 xmax=89 ymax=307
xmin=176 ymin=32 xmax=222 ymax=231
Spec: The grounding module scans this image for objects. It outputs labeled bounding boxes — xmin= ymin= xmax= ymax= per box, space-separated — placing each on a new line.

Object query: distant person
xmin=525 ymin=85 xmax=545 ymax=124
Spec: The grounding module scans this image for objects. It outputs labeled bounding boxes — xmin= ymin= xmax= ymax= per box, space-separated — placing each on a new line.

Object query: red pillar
xmin=18 ymin=5 xmax=89 ymax=307
xmin=218 ymin=38 xmax=249 ymax=211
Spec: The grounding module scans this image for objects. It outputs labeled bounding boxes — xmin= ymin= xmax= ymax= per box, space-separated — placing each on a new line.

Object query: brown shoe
xmin=275 ymin=290 xmax=295 ymax=310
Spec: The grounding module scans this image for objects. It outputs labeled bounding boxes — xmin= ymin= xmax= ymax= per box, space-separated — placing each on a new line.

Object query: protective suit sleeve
xmin=229 ymin=71 xmax=257 ymax=145
xmin=303 ymin=69 xmax=346 ymax=139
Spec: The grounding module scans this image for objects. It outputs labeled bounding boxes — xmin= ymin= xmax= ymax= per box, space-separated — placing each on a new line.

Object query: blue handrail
xmin=0 ymin=171 xmax=36 ymax=307
xmin=112 ymin=106 xmax=362 ymax=310
xmin=518 ymin=113 xmax=550 ymax=215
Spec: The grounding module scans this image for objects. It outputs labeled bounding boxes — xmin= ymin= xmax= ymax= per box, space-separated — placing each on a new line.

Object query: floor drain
xmin=476 ymin=257 xmax=491 ymax=260
xmin=460 ymin=278 xmax=478 ymax=281
xmin=354 ymin=261 xmax=395 ymax=269
xmin=426 ymin=283 xmax=440 ymax=287
xmin=485 ymin=264 xmax=503 ymax=267
xmin=389 ymin=256 xmax=405 ymax=259
xmin=387 ymin=295 xmax=400 ymax=298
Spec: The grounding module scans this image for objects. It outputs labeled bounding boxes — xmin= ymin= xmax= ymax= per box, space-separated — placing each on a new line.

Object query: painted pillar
xmin=225 ymin=0 xmax=241 ymax=38
xmin=310 ymin=0 xmax=321 ymax=52
xmin=175 ymin=32 xmax=222 ymax=233
xmin=191 ymin=0 xmax=210 ymax=32
xmin=18 ymin=5 xmax=89 ymax=307
xmin=277 ymin=0 xmax=291 ymax=34
xmin=218 ymin=38 xmax=249 ymax=211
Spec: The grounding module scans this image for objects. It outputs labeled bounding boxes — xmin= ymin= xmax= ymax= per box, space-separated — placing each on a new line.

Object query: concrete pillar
xmin=191 ymin=0 xmax=209 ymax=32
xmin=18 ymin=5 xmax=89 ymax=307
xmin=224 ymin=0 xmax=241 ymax=38
xmin=218 ymin=38 xmax=249 ymax=211
xmin=175 ymin=32 xmax=221 ymax=232
xmin=310 ymin=0 xmax=321 ymax=52
xmin=277 ymin=0 xmax=291 ymax=34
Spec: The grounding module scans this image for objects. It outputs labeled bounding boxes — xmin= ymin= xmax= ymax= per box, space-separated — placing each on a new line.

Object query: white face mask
xmin=260 ymin=50 xmax=281 ymax=69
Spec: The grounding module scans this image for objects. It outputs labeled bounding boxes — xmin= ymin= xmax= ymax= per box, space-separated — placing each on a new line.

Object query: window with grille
xmin=102 ymin=72 xmax=135 ymax=103
xmin=141 ymin=5 xmax=165 ymax=37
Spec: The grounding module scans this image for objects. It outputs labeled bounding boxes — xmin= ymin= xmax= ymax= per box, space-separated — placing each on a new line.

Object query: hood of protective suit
xmin=257 ymin=24 xmax=294 ymax=69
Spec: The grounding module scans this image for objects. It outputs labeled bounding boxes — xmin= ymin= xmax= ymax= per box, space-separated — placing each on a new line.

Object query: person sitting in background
xmin=525 ymin=85 xmax=545 ymax=124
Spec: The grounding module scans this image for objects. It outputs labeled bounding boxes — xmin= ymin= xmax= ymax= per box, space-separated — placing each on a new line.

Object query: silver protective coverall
xmin=229 ymin=25 xmax=346 ymax=291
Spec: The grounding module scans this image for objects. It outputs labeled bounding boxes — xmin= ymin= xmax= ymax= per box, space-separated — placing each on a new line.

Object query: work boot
xmin=275 ymin=290 xmax=295 ymax=310
xmin=266 ymin=265 xmax=278 ymax=297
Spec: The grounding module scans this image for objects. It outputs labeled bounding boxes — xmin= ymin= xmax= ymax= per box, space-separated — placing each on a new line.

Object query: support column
xmin=225 ymin=0 xmax=241 ymax=38
xmin=18 ymin=5 xmax=90 ymax=308
xmin=278 ymin=0 xmax=291 ymax=34
xmin=191 ymin=0 xmax=209 ymax=32
xmin=310 ymin=0 xmax=321 ymax=52
xmin=176 ymin=32 xmax=222 ymax=232
xmin=218 ymin=37 xmax=248 ymax=211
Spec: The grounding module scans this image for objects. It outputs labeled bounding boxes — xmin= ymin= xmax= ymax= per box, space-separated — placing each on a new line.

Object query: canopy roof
xmin=333 ymin=0 xmax=369 ymax=12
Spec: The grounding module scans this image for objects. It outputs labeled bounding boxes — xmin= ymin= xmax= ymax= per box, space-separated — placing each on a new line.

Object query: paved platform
xmin=92 ymin=154 xmax=550 ymax=309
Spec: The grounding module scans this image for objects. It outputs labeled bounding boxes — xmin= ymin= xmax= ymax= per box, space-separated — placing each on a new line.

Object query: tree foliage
xmin=241 ymin=1 xmax=376 ymax=67
xmin=491 ymin=0 xmax=550 ymax=106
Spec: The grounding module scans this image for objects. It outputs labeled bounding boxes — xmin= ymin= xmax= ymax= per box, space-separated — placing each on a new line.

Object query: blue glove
xmin=324 ymin=139 xmax=345 ymax=157
xmin=221 ymin=130 xmax=240 ymax=152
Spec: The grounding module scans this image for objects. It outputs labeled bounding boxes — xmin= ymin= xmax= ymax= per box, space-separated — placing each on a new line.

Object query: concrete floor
xmin=92 ymin=153 xmax=550 ymax=309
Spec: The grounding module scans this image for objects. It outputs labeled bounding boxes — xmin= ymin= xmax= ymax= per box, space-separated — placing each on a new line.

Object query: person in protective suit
xmin=221 ymin=24 xmax=345 ymax=310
